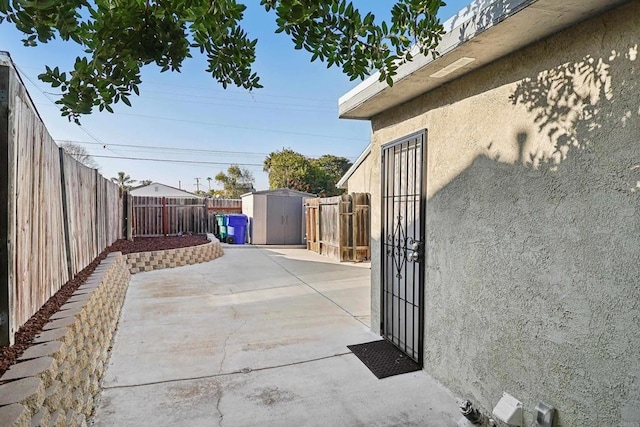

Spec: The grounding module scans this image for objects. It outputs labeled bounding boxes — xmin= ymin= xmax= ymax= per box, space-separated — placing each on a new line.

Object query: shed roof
xmin=339 ymin=0 xmax=628 ymax=120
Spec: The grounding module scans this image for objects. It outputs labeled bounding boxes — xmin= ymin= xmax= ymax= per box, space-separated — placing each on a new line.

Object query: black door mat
xmin=347 ymin=339 xmax=422 ymax=379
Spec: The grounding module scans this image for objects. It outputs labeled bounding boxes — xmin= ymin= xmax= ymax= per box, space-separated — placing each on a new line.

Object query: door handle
xmin=407 ymin=238 xmax=422 ymax=263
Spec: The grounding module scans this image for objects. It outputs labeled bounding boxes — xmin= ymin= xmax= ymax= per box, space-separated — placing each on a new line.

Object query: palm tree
xmin=111 ymin=171 xmax=136 ymax=190
xmin=207 ymin=177 xmax=213 ymax=191
xmin=140 ymin=179 xmax=153 ymax=186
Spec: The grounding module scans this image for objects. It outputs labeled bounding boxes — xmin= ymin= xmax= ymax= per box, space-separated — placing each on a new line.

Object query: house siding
xmin=368 ymin=2 xmax=640 ymax=426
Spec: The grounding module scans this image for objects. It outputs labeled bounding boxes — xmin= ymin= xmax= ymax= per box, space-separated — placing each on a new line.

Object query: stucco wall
xmin=345 ymin=152 xmax=375 ymax=195
xmin=368 ymin=2 xmax=640 ymax=426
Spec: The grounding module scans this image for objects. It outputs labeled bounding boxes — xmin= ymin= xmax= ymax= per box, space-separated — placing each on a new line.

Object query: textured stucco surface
xmin=344 ymin=152 xmax=374 ymax=196
xmin=367 ymin=2 xmax=640 ymax=426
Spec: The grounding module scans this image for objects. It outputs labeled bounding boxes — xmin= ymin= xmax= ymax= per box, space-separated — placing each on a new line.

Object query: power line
xmin=34 ymin=102 xmax=365 ymax=142
xmin=55 ymin=139 xmax=360 ymax=160
xmin=57 ymin=139 xmax=268 ymax=156
xmin=40 ymin=90 xmax=335 ymax=113
xmin=91 ymin=154 xmax=264 ymax=167
xmin=142 ymin=81 xmax=337 ymax=102
xmin=140 ymin=90 xmax=335 ymax=109
xmin=15 ymin=66 xmax=102 ymax=140
xmin=17 ymin=65 xmax=336 ymax=102
xmin=16 ymin=66 xmax=364 ymax=143
xmin=114 ymin=112 xmax=365 ymax=141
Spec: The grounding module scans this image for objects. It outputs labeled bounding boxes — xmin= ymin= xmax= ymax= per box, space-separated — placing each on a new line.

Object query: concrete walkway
xmin=92 ymin=246 xmax=460 ymax=426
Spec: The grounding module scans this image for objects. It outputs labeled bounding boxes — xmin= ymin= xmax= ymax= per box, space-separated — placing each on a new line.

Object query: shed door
xmin=283 ymin=196 xmax=303 ymax=245
xmin=381 ymin=130 xmax=426 ymax=364
xmin=266 ymin=195 xmax=287 ymax=244
xmin=265 ymin=195 xmax=302 ymax=245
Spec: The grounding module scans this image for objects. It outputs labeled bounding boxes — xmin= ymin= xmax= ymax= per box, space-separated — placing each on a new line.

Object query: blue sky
xmin=1 ymin=1 xmax=470 ymax=192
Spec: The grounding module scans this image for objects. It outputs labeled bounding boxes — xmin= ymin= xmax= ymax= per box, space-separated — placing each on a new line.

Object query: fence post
xmin=315 ymin=202 xmax=320 ymax=254
xmin=351 ymin=193 xmax=356 ymax=262
xmin=58 ymin=148 xmax=74 ymax=281
xmin=0 ymin=65 xmax=11 ymax=345
xmin=94 ymin=168 xmax=99 ymax=256
xmin=162 ymin=196 xmax=168 ymax=236
xmin=127 ymin=193 xmax=133 ymax=240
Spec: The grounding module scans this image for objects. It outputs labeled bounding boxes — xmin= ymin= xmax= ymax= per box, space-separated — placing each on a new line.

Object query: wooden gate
xmin=305 ymin=193 xmax=370 ymax=262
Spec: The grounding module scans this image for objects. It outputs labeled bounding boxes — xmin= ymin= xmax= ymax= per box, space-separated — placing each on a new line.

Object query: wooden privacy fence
xmin=1 ymin=53 xmax=123 ymax=345
xmin=305 ymin=193 xmax=370 ymax=262
xmin=206 ymin=198 xmax=242 ymax=233
xmin=132 ymin=197 xmax=241 ymax=237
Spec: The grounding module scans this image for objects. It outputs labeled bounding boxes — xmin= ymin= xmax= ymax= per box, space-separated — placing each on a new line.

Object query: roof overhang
xmin=339 ymin=0 xmax=629 ymax=120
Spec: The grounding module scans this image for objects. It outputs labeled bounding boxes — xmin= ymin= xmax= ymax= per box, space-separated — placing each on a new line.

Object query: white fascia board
xmin=338 ymin=0 xmax=627 ymax=119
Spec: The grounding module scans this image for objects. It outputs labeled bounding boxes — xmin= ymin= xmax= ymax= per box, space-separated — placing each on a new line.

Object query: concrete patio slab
xmin=92 ymin=247 xmax=460 ymax=426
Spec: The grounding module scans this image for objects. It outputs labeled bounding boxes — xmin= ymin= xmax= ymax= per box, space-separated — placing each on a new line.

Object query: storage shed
xmin=241 ymin=189 xmax=315 ymax=245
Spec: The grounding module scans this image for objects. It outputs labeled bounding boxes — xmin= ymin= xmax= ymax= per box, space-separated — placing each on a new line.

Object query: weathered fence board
xmin=305 ymin=193 xmax=370 ymax=262
xmin=206 ymin=198 xmax=242 ymax=233
xmin=132 ymin=197 xmax=241 ymax=237
xmin=11 ymin=96 xmax=69 ymax=343
xmin=1 ymin=54 xmax=123 ymax=345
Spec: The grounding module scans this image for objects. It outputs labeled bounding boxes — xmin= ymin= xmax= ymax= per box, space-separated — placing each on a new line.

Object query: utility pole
xmin=178 ymin=180 xmax=181 ymax=189
xmin=194 ymin=177 xmax=201 ymax=192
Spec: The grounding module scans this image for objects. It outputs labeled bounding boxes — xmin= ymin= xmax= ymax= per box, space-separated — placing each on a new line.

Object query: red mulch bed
xmin=0 ymin=234 xmax=209 ymax=377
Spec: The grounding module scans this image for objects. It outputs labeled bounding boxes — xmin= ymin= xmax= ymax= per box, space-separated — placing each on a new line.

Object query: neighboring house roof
xmin=339 ymin=0 xmax=628 ymax=119
xmin=336 ymin=144 xmax=371 ymax=189
xmin=130 ymin=182 xmax=203 ymax=198
xmin=240 ymin=188 xmax=316 ymax=198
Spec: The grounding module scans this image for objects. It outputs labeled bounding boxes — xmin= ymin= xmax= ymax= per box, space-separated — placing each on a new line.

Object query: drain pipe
xmin=458 ymin=400 xmax=492 ymax=426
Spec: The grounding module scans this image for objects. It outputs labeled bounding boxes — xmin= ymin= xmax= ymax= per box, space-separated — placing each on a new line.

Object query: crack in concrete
xmin=101 ymin=351 xmax=353 ymax=390
xmin=218 ymin=310 xmax=246 ymax=375
xmin=215 ymin=388 xmax=224 ymax=427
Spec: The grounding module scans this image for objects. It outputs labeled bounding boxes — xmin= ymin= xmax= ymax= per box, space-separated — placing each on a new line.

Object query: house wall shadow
xmin=368 ymin=1 xmax=640 ymax=425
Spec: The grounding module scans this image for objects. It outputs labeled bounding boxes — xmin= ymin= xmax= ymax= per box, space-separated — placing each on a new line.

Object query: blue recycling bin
xmin=225 ymin=214 xmax=248 ymax=245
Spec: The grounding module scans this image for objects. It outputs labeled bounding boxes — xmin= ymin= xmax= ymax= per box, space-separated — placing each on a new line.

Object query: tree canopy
xmin=263 ymin=149 xmax=351 ymax=196
xmin=111 ymin=171 xmax=136 ymax=190
xmin=310 ymin=154 xmax=352 ymax=195
xmin=215 ymin=164 xmax=255 ymax=198
xmin=59 ymin=141 xmax=100 ymax=169
xmin=0 ymin=0 xmax=445 ymax=122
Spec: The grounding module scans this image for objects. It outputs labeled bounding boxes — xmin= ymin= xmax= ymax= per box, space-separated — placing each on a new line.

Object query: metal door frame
xmin=380 ymin=130 xmax=427 ymax=364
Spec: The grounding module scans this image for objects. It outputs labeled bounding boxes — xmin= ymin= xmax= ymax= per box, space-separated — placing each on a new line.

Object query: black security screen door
xmin=381 ymin=130 xmax=426 ymax=364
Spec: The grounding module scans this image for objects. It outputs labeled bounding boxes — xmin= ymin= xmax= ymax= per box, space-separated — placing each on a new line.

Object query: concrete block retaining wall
xmin=125 ymin=235 xmax=223 ymax=274
xmin=0 ymin=237 xmax=224 ymax=426
xmin=0 ymin=252 xmax=129 ymax=427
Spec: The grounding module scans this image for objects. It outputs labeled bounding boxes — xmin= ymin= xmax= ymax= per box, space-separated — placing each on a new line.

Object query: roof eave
xmin=338 ymin=0 xmax=629 ymax=120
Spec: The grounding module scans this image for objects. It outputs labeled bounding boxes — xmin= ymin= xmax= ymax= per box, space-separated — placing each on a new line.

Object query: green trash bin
xmin=216 ymin=214 xmax=227 ymax=241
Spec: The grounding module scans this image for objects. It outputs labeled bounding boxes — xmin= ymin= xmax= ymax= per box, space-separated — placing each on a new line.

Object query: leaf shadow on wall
xmin=424 ymin=38 xmax=640 ymax=426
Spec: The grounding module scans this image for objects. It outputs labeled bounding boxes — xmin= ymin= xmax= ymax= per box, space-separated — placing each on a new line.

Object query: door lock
xmin=407 ymin=238 xmax=422 ymax=262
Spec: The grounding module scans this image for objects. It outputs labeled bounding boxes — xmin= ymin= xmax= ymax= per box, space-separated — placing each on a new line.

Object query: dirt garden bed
xmin=0 ymin=234 xmax=209 ymax=376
